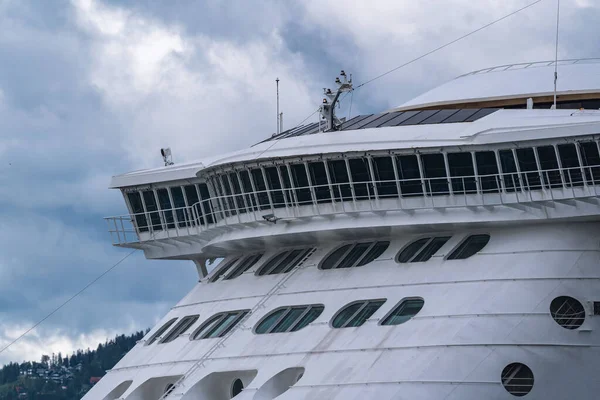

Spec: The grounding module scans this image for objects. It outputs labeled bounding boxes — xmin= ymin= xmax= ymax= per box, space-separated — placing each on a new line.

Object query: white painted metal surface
xmin=396 ymin=59 xmax=600 ymax=111
xmin=88 ymin=65 xmax=600 ymax=400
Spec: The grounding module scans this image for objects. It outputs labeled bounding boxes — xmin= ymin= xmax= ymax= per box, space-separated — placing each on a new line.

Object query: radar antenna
xmin=320 ymin=70 xmax=353 ymax=131
xmin=160 ymin=147 xmax=174 ymax=166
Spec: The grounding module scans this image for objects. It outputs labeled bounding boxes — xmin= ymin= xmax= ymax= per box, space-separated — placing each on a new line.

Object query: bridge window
xmin=516 ymin=148 xmax=541 ymax=190
xmin=579 ymin=141 xmax=600 ymax=183
xmin=536 ymin=146 xmax=562 ymax=188
xmin=209 ymin=258 xmax=241 ymax=283
xmin=238 ymin=170 xmax=257 ymax=212
xmin=421 ymin=153 xmax=448 ymax=195
xmin=192 ymin=310 xmax=249 ymax=339
xmin=160 ymin=315 xmax=199 ymax=343
xmin=251 ymin=169 xmax=270 ymax=210
xmin=198 ymin=183 xmax=214 ymax=224
xmin=265 ymin=167 xmax=285 ymax=208
xmin=157 ymin=188 xmax=175 ymax=229
xmin=183 ymin=185 xmax=201 ymax=223
xmin=328 ymin=160 xmax=352 ymax=201
xmin=225 ymin=254 xmax=264 ymax=280
xmin=448 ymin=152 xmax=476 ymax=194
xmin=396 ymin=155 xmax=422 ymax=196
xmin=349 ymin=158 xmax=372 ymax=200
xmin=397 ymin=237 xmax=450 ymax=263
xmin=372 ymin=157 xmax=398 ymax=197
xmin=475 ymin=151 xmax=500 ymax=193
xmin=127 ymin=192 xmax=148 ymax=232
xmin=499 ymin=150 xmax=519 ymax=192
xmin=557 ymin=144 xmax=583 ymax=186
xmin=257 ymin=248 xmax=314 ymax=276
xmin=332 ymin=300 xmax=386 ymax=328
xmin=381 ymin=298 xmax=424 ymax=325
xmin=146 ymin=318 xmax=177 ymax=345
xmin=309 ymin=161 xmax=331 ymax=203
xmin=501 ymin=362 xmax=534 ymax=397
xmin=550 ymin=296 xmax=585 ymax=330
xmin=229 ymin=173 xmax=247 ymax=214
xmin=220 ymin=175 xmax=237 ymax=216
xmin=320 ymin=241 xmax=389 ymax=270
xmin=170 ymin=187 xmax=188 ymax=227
xmin=142 ymin=191 xmax=162 ymax=231
xmin=291 ymin=164 xmax=312 ymax=205
xmin=255 ymin=305 xmax=324 ymax=334
xmin=447 ymin=234 xmax=490 ymax=260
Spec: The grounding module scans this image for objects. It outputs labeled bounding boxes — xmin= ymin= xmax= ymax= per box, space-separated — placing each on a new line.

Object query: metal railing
xmin=105 ymin=165 xmax=600 ymax=245
xmin=462 ymin=58 xmax=600 ymax=77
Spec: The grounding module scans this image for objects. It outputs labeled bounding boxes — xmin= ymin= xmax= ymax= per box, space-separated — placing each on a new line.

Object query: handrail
xmin=105 ymin=165 xmax=600 ymax=245
xmin=460 ymin=58 xmax=600 ymax=77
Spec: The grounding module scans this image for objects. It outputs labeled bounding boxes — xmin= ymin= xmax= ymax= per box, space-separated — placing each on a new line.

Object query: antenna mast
xmin=320 ymin=70 xmax=353 ymax=132
xmin=552 ymin=0 xmax=561 ymax=109
xmin=276 ymin=78 xmax=280 ymax=134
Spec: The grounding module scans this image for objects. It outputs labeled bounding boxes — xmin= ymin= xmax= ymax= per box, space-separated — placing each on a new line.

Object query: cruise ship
xmin=89 ymin=59 xmax=600 ymax=400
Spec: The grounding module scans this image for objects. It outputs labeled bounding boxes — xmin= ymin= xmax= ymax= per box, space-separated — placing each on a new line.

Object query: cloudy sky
xmin=0 ymin=0 xmax=597 ymax=364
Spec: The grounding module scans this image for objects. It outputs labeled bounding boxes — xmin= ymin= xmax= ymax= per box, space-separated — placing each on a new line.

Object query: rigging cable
xmin=354 ymin=0 xmax=544 ymax=91
xmin=553 ymin=0 xmax=561 ymax=109
xmin=0 ymin=247 xmax=141 ymax=356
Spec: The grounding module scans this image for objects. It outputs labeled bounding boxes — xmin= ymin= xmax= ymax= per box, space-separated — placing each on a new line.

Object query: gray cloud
xmin=0 ymin=0 xmax=597 ymax=363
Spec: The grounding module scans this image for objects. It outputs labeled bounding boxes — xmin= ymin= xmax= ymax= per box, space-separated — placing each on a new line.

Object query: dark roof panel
xmin=443 ymin=109 xmax=481 ymax=123
xmin=398 ymin=110 xmax=438 ymax=126
xmin=420 ymin=109 xmax=460 ymax=124
xmin=380 ymin=111 xmax=418 ymax=127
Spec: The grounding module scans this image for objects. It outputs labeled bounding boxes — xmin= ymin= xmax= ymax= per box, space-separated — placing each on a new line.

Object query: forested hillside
xmin=0 ymin=331 xmax=145 ymax=400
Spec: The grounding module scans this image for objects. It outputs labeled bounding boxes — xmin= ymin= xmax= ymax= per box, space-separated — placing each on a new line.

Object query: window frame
xmin=145 ymin=318 xmax=178 ymax=345
xmin=191 ymin=310 xmax=250 ymax=340
xmin=446 ymin=233 xmax=491 ymax=260
xmin=330 ymin=299 xmax=387 ymax=329
xmin=319 ymin=241 xmax=389 ymax=270
xmin=379 ymin=297 xmax=425 ymax=326
xmin=224 ymin=253 xmax=264 ymax=280
xmin=254 ymin=304 xmax=324 ymax=334
xmin=256 ymin=248 xmax=313 ymax=276
xmin=396 ymin=236 xmax=451 ymax=263
xmin=209 ymin=257 xmax=241 ymax=283
xmin=159 ymin=315 xmax=200 ymax=344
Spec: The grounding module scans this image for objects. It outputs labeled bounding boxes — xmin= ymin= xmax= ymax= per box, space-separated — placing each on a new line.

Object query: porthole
xmin=447 ymin=234 xmax=490 ymax=260
xmin=550 ymin=296 xmax=585 ymax=330
xmin=257 ymin=248 xmax=314 ymax=276
xmin=381 ymin=298 xmax=424 ymax=325
xmin=320 ymin=241 xmax=389 ymax=270
xmin=501 ymin=362 xmax=534 ymax=397
xmin=146 ymin=318 xmax=177 ymax=345
xmin=332 ymin=299 xmax=386 ymax=328
xmin=231 ymin=378 xmax=244 ymax=398
xmin=396 ymin=237 xmax=450 ymax=263
xmin=255 ymin=305 xmax=324 ymax=334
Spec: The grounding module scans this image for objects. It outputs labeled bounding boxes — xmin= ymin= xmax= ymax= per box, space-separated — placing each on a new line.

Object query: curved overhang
xmin=395 ymin=59 xmax=600 ymax=111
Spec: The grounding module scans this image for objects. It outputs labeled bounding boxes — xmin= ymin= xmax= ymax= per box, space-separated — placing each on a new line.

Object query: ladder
xmin=157 ymin=248 xmax=316 ymax=400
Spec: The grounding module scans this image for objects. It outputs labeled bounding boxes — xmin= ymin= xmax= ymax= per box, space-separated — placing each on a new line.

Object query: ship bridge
xmin=106 ymin=107 xmax=600 ymax=266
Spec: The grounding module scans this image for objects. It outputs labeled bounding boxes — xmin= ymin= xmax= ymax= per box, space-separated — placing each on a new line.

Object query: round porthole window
xmin=550 ymin=296 xmax=585 ymax=330
xmin=231 ymin=378 xmax=244 ymax=398
xmin=501 ymin=363 xmax=534 ymax=397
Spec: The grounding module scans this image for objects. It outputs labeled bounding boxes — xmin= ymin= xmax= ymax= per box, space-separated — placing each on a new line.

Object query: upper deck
xmin=106 ymin=108 xmax=600 ymax=263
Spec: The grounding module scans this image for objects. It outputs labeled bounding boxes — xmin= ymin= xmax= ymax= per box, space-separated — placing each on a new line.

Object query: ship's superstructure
xmin=89 ymin=60 xmax=600 ymax=400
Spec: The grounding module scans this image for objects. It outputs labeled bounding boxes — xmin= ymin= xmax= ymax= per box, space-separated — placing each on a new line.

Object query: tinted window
xmin=397 ymin=237 xmax=450 ymax=263
xmin=308 ymin=162 xmax=331 ymax=203
xmin=396 ymin=155 xmax=422 ymax=196
xmin=127 ymin=192 xmax=148 ymax=232
xmin=146 ymin=318 xmax=177 ymax=345
xmin=381 ymin=298 xmax=424 ymax=325
xmin=447 ymin=234 xmax=490 ymax=260
xmin=372 ymin=157 xmax=398 ymax=198
xmin=447 ymin=152 xmax=476 ymax=194
xmin=251 ymin=169 xmax=271 ymax=210
xmin=516 ymin=148 xmax=541 ymax=190
xmin=499 ymin=150 xmax=519 ymax=192
xmin=579 ymin=141 xmax=600 ymax=183
xmin=332 ymin=300 xmax=386 ymax=328
xmin=321 ymin=241 xmax=389 ymax=269
xmin=142 ymin=191 xmax=162 ymax=231
xmin=160 ymin=315 xmax=199 ymax=344
xmin=475 ymin=151 xmax=499 ymax=193
xmin=327 ymin=160 xmax=352 ymax=201
xmin=198 ymin=183 xmax=214 ymax=224
xmin=192 ymin=310 xmax=249 ymax=339
xmin=536 ymin=146 xmax=562 ymax=188
xmin=229 ymin=172 xmax=247 ymax=214
xmin=255 ymin=305 xmax=323 ymax=334
xmin=421 ymin=154 xmax=448 ymax=195
xmin=349 ymin=158 xmax=372 ymax=200
xmin=257 ymin=248 xmax=313 ymax=276
xmin=170 ymin=187 xmax=188 ymax=227
xmin=265 ymin=167 xmax=285 ymax=208
xmin=157 ymin=188 xmax=175 ymax=229
xmin=291 ymin=164 xmax=312 ymax=205
xmin=225 ymin=254 xmax=263 ymax=280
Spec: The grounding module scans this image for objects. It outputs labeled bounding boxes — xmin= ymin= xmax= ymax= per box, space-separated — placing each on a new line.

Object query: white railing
xmin=105 ymin=165 xmax=600 ymax=245
xmin=462 ymin=58 xmax=600 ymax=77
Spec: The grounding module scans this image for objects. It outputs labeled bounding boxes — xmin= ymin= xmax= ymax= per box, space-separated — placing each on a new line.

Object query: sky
xmin=0 ymin=0 xmax=598 ymax=365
